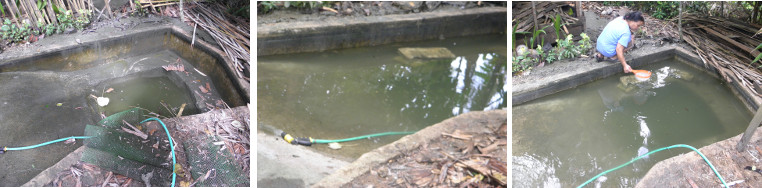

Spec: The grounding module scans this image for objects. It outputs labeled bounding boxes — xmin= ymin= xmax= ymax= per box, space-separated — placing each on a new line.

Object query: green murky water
xmin=258 ymin=34 xmax=508 ymax=158
xmin=99 ymin=76 xmax=200 ymax=118
xmin=512 ymin=59 xmax=752 ymax=187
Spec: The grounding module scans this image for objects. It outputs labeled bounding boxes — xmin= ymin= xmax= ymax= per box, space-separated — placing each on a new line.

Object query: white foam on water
xmin=636 ymin=115 xmax=651 ymax=145
xmin=638 ymin=146 xmax=649 ymax=159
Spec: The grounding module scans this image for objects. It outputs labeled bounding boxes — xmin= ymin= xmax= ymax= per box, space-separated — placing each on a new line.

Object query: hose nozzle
xmin=280 ymin=132 xmax=314 ymax=146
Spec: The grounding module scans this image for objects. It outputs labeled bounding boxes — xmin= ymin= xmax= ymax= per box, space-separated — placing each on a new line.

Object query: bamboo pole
xmin=679 ymin=1 xmax=682 ymax=42
xmin=737 ymin=105 xmax=762 ymax=152
xmin=531 ymin=1 xmax=538 ymax=33
xmin=46 ymin=0 xmax=58 ymax=25
xmin=18 ymin=0 xmax=37 ymax=27
xmin=27 ymin=0 xmax=45 ymax=27
xmin=3 ymin=0 xmax=19 ymax=27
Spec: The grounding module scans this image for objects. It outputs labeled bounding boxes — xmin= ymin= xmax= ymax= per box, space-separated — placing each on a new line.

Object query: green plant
xmin=536 ymin=44 xmax=557 ymax=64
xmin=73 ymin=9 xmax=92 ymax=30
xmin=512 ymin=22 xmax=521 ymax=49
xmin=530 ymin=25 xmax=551 ymax=49
xmin=556 ymin=34 xmax=581 ymax=59
xmin=56 ymin=10 xmax=74 ymax=33
xmin=512 ymin=54 xmax=535 ymax=74
xmin=1 ymin=19 xmax=32 ymax=43
xmin=751 ymin=42 xmax=762 ymax=67
xmin=577 ymin=33 xmax=593 ymax=55
xmin=259 ymin=1 xmax=277 ymax=14
xmin=553 ymin=14 xmax=563 ymax=41
xmin=133 ymin=0 xmax=147 ymax=16
xmin=288 ymin=1 xmax=324 ymax=10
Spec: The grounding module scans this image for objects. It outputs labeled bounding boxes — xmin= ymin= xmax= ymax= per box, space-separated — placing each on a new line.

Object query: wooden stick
xmin=122 ymin=120 xmax=148 ymax=139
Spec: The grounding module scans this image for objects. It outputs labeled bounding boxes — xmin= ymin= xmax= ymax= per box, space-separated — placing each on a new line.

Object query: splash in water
xmin=636 ymin=115 xmax=650 ymax=145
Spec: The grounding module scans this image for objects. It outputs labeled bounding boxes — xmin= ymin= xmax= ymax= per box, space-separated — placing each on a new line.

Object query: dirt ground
xmin=513 ymin=2 xmax=689 ymax=85
xmin=257 ymin=1 xmax=505 ymax=24
xmin=339 ymin=111 xmax=507 ymax=187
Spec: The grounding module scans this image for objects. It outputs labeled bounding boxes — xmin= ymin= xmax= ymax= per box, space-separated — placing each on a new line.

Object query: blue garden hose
xmin=141 ymin=117 xmax=176 ymax=187
xmin=1 ymin=136 xmax=91 ymax=153
xmin=577 ymin=144 xmax=727 ymax=188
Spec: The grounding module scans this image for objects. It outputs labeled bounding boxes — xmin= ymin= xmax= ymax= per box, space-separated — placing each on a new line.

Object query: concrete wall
xmin=257 ymin=7 xmax=507 ymax=56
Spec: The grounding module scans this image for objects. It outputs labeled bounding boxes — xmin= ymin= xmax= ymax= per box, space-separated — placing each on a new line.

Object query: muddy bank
xmin=314 ymin=109 xmax=507 ymax=187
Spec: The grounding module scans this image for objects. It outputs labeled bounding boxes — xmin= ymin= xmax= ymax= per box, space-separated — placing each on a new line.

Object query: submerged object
xmin=398 ymin=47 xmax=456 ymax=60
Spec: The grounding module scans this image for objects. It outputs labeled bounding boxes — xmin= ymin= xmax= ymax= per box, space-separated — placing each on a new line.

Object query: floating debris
xmin=328 ymin=142 xmax=342 ymax=150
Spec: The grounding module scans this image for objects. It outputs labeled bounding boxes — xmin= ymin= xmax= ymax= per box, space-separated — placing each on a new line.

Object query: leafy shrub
xmin=577 ymin=33 xmax=593 ymax=55
xmin=556 ymin=34 xmax=581 ymax=59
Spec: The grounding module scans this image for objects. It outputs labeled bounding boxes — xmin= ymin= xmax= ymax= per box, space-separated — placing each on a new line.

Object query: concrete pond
xmin=0 ymin=16 xmax=249 ymax=186
xmin=512 ymin=41 xmax=762 ymax=187
xmin=258 ymin=6 xmax=507 ymax=188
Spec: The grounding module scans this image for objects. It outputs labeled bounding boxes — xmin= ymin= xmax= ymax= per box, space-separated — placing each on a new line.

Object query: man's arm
xmin=617 ymin=43 xmax=632 ymax=73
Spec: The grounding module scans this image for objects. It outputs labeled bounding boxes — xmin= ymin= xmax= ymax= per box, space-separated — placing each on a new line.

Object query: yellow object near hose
xmin=283 ymin=133 xmax=295 ymax=144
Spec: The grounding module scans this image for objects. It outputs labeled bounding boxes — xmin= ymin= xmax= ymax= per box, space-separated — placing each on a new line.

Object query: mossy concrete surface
xmin=257 ymin=7 xmax=506 ymax=56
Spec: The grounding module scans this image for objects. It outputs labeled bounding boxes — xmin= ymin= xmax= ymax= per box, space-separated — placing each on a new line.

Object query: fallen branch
xmin=122 ymin=120 xmax=148 ymax=140
xmin=456 ymin=159 xmax=507 ymax=186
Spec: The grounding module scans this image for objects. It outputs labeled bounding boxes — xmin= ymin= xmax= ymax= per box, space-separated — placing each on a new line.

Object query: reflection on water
xmin=258 ymin=34 xmax=507 ymax=158
xmin=513 ymin=59 xmax=752 ymax=187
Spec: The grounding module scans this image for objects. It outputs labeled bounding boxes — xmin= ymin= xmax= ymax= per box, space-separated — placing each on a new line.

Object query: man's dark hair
xmin=624 ymin=11 xmax=645 ymax=22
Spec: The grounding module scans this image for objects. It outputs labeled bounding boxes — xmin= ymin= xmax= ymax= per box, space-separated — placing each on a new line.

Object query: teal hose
xmin=141 ymin=117 xmax=176 ymax=187
xmin=312 ymin=131 xmax=416 ymax=144
xmin=577 ymin=144 xmax=727 ymax=188
xmin=5 ymin=136 xmax=91 ymax=151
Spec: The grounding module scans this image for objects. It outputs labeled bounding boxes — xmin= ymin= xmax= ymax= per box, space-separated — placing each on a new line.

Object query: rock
xmin=602 ymin=7 xmax=613 ymax=15
xmin=64 ymin=27 xmax=76 ymax=34
xmin=516 ymin=45 xmax=528 ymax=56
xmin=424 ymin=1 xmax=441 ymax=11
xmin=398 ymin=47 xmax=456 ymax=60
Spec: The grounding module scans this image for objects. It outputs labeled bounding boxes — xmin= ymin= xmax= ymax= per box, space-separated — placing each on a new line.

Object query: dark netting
xmin=83 ymin=108 xmax=172 ymax=186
